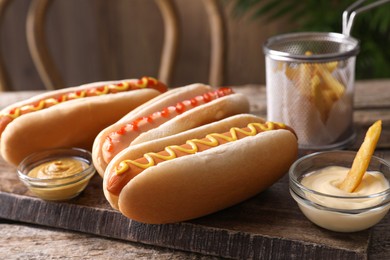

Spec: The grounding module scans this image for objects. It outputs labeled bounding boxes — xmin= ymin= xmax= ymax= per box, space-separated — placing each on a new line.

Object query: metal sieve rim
xmin=263 ymin=32 xmax=360 ymax=63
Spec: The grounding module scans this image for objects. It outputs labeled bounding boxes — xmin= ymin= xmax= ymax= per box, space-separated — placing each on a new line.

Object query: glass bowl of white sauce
xmin=289 ymin=150 xmax=390 ymax=232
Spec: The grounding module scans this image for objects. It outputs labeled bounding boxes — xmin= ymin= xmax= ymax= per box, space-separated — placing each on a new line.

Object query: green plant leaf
xmin=266 ymin=1 xmax=304 ymax=22
xmin=227 ymin=0 xmax=390 ymax=79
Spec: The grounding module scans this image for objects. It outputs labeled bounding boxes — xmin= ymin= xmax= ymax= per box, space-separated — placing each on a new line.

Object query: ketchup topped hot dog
xmin=103 ymin=114 xmax=298 ymax=224
xmin=0 ymin=77 xmax=166 ymax=166
xmin=93 ymin=84 xmax=250 ymax=177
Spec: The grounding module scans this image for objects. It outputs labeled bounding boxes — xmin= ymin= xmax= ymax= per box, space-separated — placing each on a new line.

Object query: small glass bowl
xmin=17 ymin=148 xmax=96 ymax=201
xmin=289 ymin=151 xmax=390 ymax=232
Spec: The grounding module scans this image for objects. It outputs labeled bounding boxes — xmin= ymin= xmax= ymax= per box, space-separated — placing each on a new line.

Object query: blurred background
xmin=2 ymin=0 xmax=390 ymax=91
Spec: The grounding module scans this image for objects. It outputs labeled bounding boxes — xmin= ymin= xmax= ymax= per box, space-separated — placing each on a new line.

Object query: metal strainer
xmin=263 ymin=0 xmax=389 ymax=150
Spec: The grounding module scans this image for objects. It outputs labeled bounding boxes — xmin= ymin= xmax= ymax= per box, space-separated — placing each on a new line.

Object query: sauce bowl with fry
xmin=289 ymin=151 xmax=390 ymax=232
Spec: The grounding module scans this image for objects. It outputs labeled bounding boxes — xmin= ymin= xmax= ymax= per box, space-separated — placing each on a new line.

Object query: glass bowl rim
xmin=289 ymin=150 xmax=390 ymax=200
xmin=17 ymin=147 xmax=95 ymax=187
xmin=289 ymin=187 xmax=390 ymax=214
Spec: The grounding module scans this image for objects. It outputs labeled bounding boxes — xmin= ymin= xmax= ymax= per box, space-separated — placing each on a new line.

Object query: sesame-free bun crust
xmin=103 ymin=114 xmax=298 ymax=224
xmin=130 ymin=92 xmax=250 ymax=146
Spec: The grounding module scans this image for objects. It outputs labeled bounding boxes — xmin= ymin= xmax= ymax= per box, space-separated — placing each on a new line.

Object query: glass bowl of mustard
xmin=17 ymin=148 xmax=96 ymax=201
xmin=289 ymin=151 xmax=390 ymax=232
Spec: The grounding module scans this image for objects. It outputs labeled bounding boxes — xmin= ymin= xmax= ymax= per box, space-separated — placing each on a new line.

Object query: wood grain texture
xmin=0 ymin=163 xmax=371 ymax=259
xmin=0 ymin=222 xmax=217 ymax=259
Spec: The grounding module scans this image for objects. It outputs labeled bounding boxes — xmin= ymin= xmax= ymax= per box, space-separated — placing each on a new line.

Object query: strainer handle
xmin=342 ymin=0 xmax=390 ymax=36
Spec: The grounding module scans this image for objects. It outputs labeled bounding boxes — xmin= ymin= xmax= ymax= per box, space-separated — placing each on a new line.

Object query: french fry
xmin=297 ymin=63 xmax=315 ymax=97
xmin=325 ymin=61 xmax=338 ymax=73
xmin=305 ymin=51 xmax=313 ymax=56
xmin=275 ymin=61 xmax=284 ymax=72
xmin=283 ymin=50 xmax=345 ymax=123
xmin=311 ymin=81 xmax=335 ymax=123
xmin=308 ymin=63 xmax=345 ymax=123
xmin=339 ymin=120 xmax=382 ymax=192
xmin=316 ymin=66 xmax=345 ymax=99
xmin=285 ymin=64 xmax=299 ymax=82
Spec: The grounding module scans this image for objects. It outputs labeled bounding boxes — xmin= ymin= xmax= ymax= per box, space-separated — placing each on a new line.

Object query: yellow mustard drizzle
xmin=68 ymin=90 xmax=87 ymax=99
xmin=137 ymin=77 xmax=157 ymax=88
xmin=0 ymin=77 xmax=157 ymax=120
xmin=6 ymin=108 xmax=20 ymax=119
xmin=94 ymin=85 xmax=110 ymax=95
xmin=114 ymin=122 xmax=287 ymax=175
xmin=44 ymin=98 xmax=61 ymax=105
xmin=108 ymin=82 xmax=129 ymax=91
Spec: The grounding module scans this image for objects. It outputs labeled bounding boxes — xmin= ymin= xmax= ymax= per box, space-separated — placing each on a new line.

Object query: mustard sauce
xmin=28 ymin=158 xmax=88 ymax=179
xmin=25 ymin=158 xmax=93 ymax=201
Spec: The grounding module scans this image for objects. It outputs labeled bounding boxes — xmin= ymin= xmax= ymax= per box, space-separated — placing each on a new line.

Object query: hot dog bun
xmin=130 ymin=91 xmax=249 ymax=145
xmin=103 ymin=114 xmax=298 ymax=224
xmin=0 ymin=78 xmax=166 ymax=166
xmin=92 ymin=84 xmax=250 ymax=176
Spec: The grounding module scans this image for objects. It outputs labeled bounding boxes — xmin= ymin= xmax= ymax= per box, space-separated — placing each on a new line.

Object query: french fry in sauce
xmin=339 ymin=120 xmax=382 ymax=193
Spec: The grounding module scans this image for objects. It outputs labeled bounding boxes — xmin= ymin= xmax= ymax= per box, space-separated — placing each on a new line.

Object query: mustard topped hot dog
xmin=0 ymin=77 xmax=165 ymax=138
xmin=0 ymin=77 xmax=166 ymax=166
xmin=103 ymin=114 xmax=298 ymax=224
xmin=107 ymin=121 xmax=293 ymax=196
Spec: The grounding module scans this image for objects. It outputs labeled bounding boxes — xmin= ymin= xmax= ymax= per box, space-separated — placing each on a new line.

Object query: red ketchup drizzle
xmin=56 ymin=96 xmax=65 ymax=102
xmin=116 ymin=126 xmax=127 ymax=135
xmin=132 ymin=118 xmax=143 ymax=131
xmin=9 ymin=108 xmax=17 ymax=115
xmin=190 ymin=98 xmax=198 ymax=106
xmin=104 ymin=87 xmax=234 ymax=152
xmin=175 ymin=102 xmax=185 ymax=114
xmin=203 ymin=93 xmax=212 ymax=102
xmin=161 ymin=108 xmax=170 ymax=118
xmin=105 ymin=136 xmax=114 ymax=152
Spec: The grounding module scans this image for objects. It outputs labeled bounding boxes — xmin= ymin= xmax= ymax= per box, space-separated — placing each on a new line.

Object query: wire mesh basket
xmin=263 ymin=0 xmax=389 ymax=150
xmin=264 ymin=32 xmax=359 ymax=149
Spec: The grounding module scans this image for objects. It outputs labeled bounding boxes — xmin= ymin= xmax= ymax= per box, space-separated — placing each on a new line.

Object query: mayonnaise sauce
xmin=302 ymin=166 xmax=389 ymax=210
xmin=294 ymin=166 xmax=390 ymax=232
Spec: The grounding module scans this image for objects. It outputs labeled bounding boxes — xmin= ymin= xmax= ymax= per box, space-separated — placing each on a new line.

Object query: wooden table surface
xmin=1 ymin=80 xmax=390 ymax=259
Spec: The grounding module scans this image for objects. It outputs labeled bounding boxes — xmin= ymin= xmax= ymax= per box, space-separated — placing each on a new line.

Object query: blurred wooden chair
xmin=0 ymin=0 xmax=12 ymax=91
xmin=202 ymin=0 xmax=226 ymax=88
xmin=25 ymin=0 xmax=226 ymax=90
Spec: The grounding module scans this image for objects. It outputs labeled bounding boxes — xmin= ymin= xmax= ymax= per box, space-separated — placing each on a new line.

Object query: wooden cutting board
xmin=0 ymin=154 xmax=373 ymax=259
xmin=3 ymin=84 xmax=389 ymax=259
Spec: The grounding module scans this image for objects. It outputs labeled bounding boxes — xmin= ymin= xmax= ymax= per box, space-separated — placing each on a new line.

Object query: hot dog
xmin=92 ymin=84 xmax=249 ymax=176
xmin=103 ymin=114 xmax=298 ymax=224
xmin=0 ymin=77 xmax=167 ymax=166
